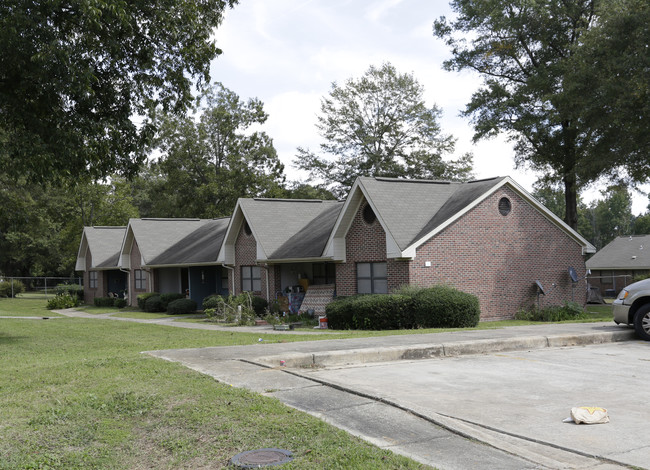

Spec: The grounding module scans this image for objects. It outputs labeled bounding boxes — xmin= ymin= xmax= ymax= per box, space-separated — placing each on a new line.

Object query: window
xmin=241 ymin=266 xmax=261 ymax=292
xmin=362 ymin=204 xmax=377 ymax=224
xmin=134 ymin=269 xmax=146 ymax=290
xmin=498 ymin=197 xmax=512 ymax=216
xmin=89 ymin=271 xmax=98 ymax=289
xmin=357 ymin=262 xmax=388 ymax=294
xmin=313 ymin=263 xmax=335 ymax=285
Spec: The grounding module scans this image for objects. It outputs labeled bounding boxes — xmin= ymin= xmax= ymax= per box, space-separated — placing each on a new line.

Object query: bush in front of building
xmin=251 ymin=296 xmax=268 ymax=317
xmin=202 ymin=294 xmax=222 ymax=310
xmin=410 ymin=285 xmax=480 ymax=328
xmin=113 ymin=298 xmax=127 ymax=309
xmin=0 ymin=280 xmax=25 ymax=298
xmin=515 ymin=301 xmax=587 ymax=322
xmin=160 ymin=293 xmax=185 ymax=309
xmin=94 ymin=297 xmax=115 ymax=307
xmin=137 ymin=292 xmax=159 ymax=310
xmin=144 ymin=295 xmax=165 ymax=312
xmin=167 ymin=298 xmax=197 ymax=315
xmin=326 ymin=285 xmax=480 ymax=330
xmin=326 ymin=294 xmax=415 ymax=330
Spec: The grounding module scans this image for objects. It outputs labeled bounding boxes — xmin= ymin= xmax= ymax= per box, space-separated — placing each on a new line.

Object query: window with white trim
xmin=89 ymin=271 xmax=98 ymax=289
xmin=357 ymin=262 xmax=388 ymax=294
xmin=241 ymin=266 xmax=261 ymax=292
xmin=134 ymin=269 xmax=146 ymax=290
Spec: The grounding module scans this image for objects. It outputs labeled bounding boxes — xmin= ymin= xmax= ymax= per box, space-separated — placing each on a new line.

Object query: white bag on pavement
xmin=570 ymin=406 xmax=609 ymax=424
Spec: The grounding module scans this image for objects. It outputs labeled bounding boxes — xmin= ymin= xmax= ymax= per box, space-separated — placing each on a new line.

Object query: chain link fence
xmin=0 ymin=277 xmax=82 ymax=299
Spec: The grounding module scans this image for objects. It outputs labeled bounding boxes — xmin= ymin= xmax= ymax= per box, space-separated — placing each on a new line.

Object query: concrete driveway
xmin=146 ymin=323 xmax=646 ymax=469
xmin=299 ymin=341 xmax=649 ymax=469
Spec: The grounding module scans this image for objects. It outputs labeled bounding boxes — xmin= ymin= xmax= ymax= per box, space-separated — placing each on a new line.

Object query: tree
xmin=149 ymin=83 xmax=285 ymax=218
xmin=565 ymin=0 xmax=650 ymax=181
xmin=293 ymin=63 xmax=473 ymax=198
xmin=434 ymin=0 xmax=648 ymax=231
xmin=0 ymin=0 xmax=237 ymax=184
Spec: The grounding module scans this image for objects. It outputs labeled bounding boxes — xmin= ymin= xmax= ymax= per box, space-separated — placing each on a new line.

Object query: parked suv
xmin=613 ymin=278 xmax=650 ymax=341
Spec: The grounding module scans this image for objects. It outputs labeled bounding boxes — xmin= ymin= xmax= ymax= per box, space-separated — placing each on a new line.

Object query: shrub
xmin=137 ymin=292 xmax=159 ymax=310
xmin=412 ymin=285 xmax=480 ymax=328
xmin=94 ymin=297 xmax=115 ymax=307
xmin=47 ymin=292 xmax=80 ymax=310
xmin=160 ymin=293 xmax=185 ymax=309
xmin=54 ymin=283 xmax=84 ymax=301
xmin=167 ymin=298 xmax=197 ymax=315
xmin=515 ymin=301 xmax=587 ymax=322
xmin=326 ymin=294 xmax=415 ymax=330
xmin=0 ymin=280 xmax=25 ymax=298
xmin=113 ymin=298 xmax=127 ymax=309
xmin=202 ymin=294 xmax=222 ymax=310
xmin=251 ymin=296 xmax=268 ymax=317
xmin=326 ymin=285 xmax=480 ymax=330
xmin=144 ymin=295 xmax=164 ymax=313
xmin=203 ymin=293 xmax=256 ymax=325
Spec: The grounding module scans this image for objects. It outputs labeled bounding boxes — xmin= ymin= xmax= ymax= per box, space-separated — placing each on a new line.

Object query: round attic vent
xmin=498 ymin=197 xmax=512 ymax=216
xmin=363 ymin=203 xmax=377 ymax=224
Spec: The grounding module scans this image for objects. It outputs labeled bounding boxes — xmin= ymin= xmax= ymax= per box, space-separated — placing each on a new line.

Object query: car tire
xmin=633 ymin=304 xmax=650 ymax=341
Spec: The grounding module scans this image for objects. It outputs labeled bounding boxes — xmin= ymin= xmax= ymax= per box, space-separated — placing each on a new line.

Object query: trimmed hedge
xmin=113 ymin=298 xmax=127 ymax=309
xmin=160 ymin=293 xmax=185 ymax=309
xmin=167 ymin=298 xmax=197 ymax=315
xmin=251 ymin=296 xmax=268 ymax=317
xmin=326 ymin=285 xmax=480 ymax=330
xmin=94 ymin=297 xmax=115 ymax=307
xmin=144 ymin=295 xmax=164 ymax=313
xmin=137 ymin=292 xmax=159 ymax=310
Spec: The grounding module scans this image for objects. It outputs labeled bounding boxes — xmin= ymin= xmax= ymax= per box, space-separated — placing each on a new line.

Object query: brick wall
xmin=337 ymin=199 xmax=410 ymax=296
xmin=83 ymin=248 xmax=105 ymax=304
xmin=411 ymin=187 xmax=588 ymax=320
xmin=128 ymin=240 xmax=148 ymax=306
xmin=234 ymin=222 xmax=267 ymax=299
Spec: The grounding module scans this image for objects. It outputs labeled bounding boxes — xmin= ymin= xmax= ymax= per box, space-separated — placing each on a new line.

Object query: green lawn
xmin=0 ymin=301 xmax=429 ymax=470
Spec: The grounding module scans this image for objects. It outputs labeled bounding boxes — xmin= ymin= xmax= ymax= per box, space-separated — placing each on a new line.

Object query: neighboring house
xmin=322 ymin=176 xmax=595 ymax=320
xmin=75 ymin=226 xmax=127 ymax=303
xmin=118 ymin=218 xmax=230 ymax=307
xmin=586 ymin=235 xmax=650 ymax=296
xmin=217 ymin=198 xmax=344 ymax=313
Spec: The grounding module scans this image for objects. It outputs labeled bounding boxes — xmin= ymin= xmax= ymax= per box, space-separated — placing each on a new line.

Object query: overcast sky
xmin=208 ymin=0 xmax=647 ymax=214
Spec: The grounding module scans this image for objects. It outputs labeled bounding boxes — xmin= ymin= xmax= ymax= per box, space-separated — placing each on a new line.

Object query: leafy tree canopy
xmin=0 ymin=0 xmax=237 ymax=184
xmin=143 ymin=83 xmax=285 ymax=218
xmin=434 ymin=0 xmax=648 ymax=230
xmin=294 ymin=63 xmax=473 ymax=198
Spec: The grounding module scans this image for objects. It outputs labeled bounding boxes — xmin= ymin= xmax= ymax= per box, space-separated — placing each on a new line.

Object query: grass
xmin=0 ymin=297 xmax=61 ymax=317
xmin=0 ymin=300 xmax=429 ymax=470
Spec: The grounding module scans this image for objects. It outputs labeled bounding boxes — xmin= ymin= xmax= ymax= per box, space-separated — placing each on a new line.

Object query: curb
xmin=254 ymin=330 xmax=637 ymax=368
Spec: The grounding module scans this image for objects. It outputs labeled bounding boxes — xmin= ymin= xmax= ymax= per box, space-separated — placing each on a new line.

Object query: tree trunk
xmin=563 ymin=169 xmax=578 ymax=231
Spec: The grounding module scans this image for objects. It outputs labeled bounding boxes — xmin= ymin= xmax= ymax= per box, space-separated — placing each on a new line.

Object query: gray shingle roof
xmin=147 ymin=218 xmax=230 ymax=266
xmin=84 ymin=226 xmax=126 ymax=269
xmin=239 ymin=199 xmax=344 ymax=260
xmin=586 ymin=235 xmax=650 ymax=270
xmin=129 ymin=218 xmax=224 ymax=265
xmin=359 ymin=176 xmax=508 ymax=250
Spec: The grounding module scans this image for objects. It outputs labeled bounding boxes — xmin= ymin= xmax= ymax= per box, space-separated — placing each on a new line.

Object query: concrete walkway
xmin=50 ymin=308 xmax=641 ymax=469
